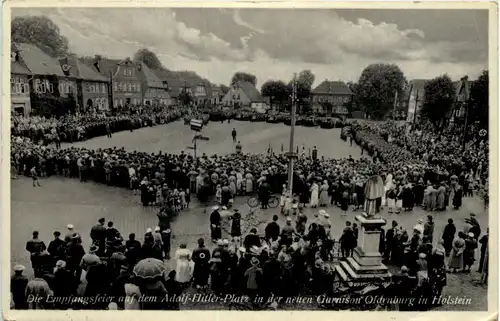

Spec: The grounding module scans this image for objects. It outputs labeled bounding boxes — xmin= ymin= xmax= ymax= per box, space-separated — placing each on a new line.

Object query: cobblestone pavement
xmin=9 ymin=122 xmax=489 ymax=310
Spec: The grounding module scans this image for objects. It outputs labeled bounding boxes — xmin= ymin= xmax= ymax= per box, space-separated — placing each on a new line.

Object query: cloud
xmin=11 ymin=8 xmax=487 ymax=86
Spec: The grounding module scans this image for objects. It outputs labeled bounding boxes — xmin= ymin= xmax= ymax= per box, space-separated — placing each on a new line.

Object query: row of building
xmin=10 ymin=42 xmax=356 ymax=117
xmin=11 ymin=43 xmax=226 ymax=115
xmin=14 ymin=42 xmax=471 ymax=120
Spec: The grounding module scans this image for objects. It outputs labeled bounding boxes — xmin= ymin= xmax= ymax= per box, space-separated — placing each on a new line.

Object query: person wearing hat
xmin=11 ymin=265 xmax=28 ymax=309
xmin=244 ymin=256 xmax=263 ymax=300
xmin=210 ymin=206 xmax=222 ymax=242
xmin=441 ymin=218 xmax=456 ymax=257
xmin=229 ymin=209 xmax=242 ymax=242
xmin=448 ymin=231 xmax=466 ymax=273
xmin=463 ymin=232 xmax=478 ymax=273
xmin=423 ymin=215 xmax=434 ymax=244
xmin=64 ymin=224 xmax=76 ymax=244
xmin=26 ymin=230 xmax=47 ymax=277
xmin=53 ymin=260 xmax=77 ymax=309
xmin=48 ymin=231 xmax=66 ymax=265
xmin=242 ymin=228 xmax=260 ymax=253
xmin=265 ymin=215 xmax=280 ymax=242
xmin=90 ymin=218 xmax=107 ymax=256
xmin=192 ymin=238 xmax=211 ymax=289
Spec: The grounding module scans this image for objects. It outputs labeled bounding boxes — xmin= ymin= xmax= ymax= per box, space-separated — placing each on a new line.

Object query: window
xmin=114 ymin=82 xmax=118 ymax=92
xmin=114 ymin=99 xmax=118 ymax=107
xmin=101 ymin=83 xmax=106 ymax=94
xmin=127 ymin=83 xmax=132 ymax=92
xmin=119 ymin=99 xmax=123 ymax=106
xmin=47 ymin=82 xmax=54 ymax=93
xmin=123 ymin=68 xmax=127 ymax=76
xmin=128 ymin=69 xmax=132 ymax=76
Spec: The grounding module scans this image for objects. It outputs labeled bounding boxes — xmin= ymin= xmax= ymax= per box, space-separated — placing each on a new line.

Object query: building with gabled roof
xmin=311 ymin=79 xmax=352 ymax=116
xmin=221 ymin=80 xmax=267 ymax=112
xmin=10 ymin=43 xmax=32 ymax=115
xmin=136 ymin=63 xmax=171 ymax=107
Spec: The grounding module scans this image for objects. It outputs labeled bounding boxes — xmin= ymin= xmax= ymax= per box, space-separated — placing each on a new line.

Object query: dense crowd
xmin=11 ymin=108 xmax=183 ymax=144
xmin=10 ymin=111 xmax=489 ymax=311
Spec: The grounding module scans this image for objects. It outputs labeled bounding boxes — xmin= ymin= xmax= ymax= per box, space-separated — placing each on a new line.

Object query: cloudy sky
xmin=12 ymin=7 xmax=488 ymax=86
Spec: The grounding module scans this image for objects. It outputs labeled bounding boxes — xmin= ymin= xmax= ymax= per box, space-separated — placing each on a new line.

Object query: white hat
xmin=468 ymin=232 xmax=474 ymax=237
xmin=222 ymin=206 xmax=227 ymax=210
xmin=67 ymin=224 xmax=74 ymax=229
xmin=13 ymin=265 xmax=25 ymax=272
xmin=419 ymin=253 xmax=427 ymax=259
xmin=212 ymin=206 xmax=219 ymax=210
xmin=319 ymin=210 xmax=327 ymax=216
xmin=154 ymin=226 xmax=160 ymax=232
xmin=239 ymin=247 xmax=246 ymax=253
xmin=146 ymin=228 xmax=152 ymax=233
xmin=323 ymin=213 xmax=330 ymax=218
xmin=223 ymin=239 xmax=229 ymax=245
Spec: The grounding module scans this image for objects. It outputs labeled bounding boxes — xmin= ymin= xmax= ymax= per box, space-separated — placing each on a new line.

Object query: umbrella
xmin=81 ymin=253 xmax=100 ymax=267
xmin=26 ymin=278 xmax=52 ymax=297
xmin=111 ymin=252 xmax=127 ymax=263
xmin=133 ymin=258 xmax=166 ymax=279
xmin=220 ymin=210 xmax=232 ymax=218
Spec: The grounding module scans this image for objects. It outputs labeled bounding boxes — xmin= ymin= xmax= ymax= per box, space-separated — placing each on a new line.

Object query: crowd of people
xmin=11 ymin=107 xmax=183 ymax=145
xmin=10 ymin=109 xmax=489 ymax=310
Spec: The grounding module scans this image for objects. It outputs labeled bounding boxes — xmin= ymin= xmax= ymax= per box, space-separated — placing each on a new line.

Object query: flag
xmin=281 ymin=143 xmax=284 ymax=152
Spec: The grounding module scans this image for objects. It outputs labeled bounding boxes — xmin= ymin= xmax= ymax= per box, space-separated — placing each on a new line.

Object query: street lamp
xmin=285 ymin=74 xmax=299 ymax=194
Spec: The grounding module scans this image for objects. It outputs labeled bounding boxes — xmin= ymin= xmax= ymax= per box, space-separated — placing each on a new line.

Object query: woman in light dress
xmin=319 ymin=180 xmax=330 ymax=207
xmin=245 ymin=172 xmax=254 ymax=194
xmin=175 ymin=244 xmax=193 ymax=286
xmin=236 ymin=171 xmax=244 ymax=195
xmin=310 ymin=181 xmax=319 ymax=208
xmin=124 ymin=277 xmax=142 ymax=310
xmin=448 ymin=232 xmax=466 ymax=272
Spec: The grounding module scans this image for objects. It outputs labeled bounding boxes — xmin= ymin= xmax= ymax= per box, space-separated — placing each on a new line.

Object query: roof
xmin=11 ymin=61 xmax=31 ymax=75
xmin=14 ymin=43 xmax=65 ymax=76
xmin=312 ymin=80 xmax=352 ymax=95
xmin=236 ymin=81 xmax=263 ymax=102
xmin=80 ymin=56 xmax=120 ymax=77
xmin=408 ymin=79 xmax=428 ymax=95
xmin=76 ymin=61 xmax=109 ymax=82
xmin=139 ymin=64 xmax=167 ymax=89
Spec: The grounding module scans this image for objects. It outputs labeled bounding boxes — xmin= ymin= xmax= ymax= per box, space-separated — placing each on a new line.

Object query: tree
xmin=12 ymin=16 xmax=69 ymax=57
xmin=261 ymin=80 xmax=289 ymax=111
xmin=470 ymin=70 xmax=489 ymax=129
xmin=421 ymin=74 xmax=455 ymax=130
xmin=231 ymin=72 xmax=257 ymax=86
xmin=178 ymin=89 xmax=193 ymax=107
xmin=356 ymin=64 xmax=407 ymax=119
xmin=297 ymin=69 xmax=315 ymax=89
xmin=220 ymin=84 xmax=230 ymax=95
xmin=133 ymin=48 xmax=164 ymax=70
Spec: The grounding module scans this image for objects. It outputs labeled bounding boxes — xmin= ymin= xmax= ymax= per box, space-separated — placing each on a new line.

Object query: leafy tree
xmin=470 ymin=70 xmax=489 ymax=129
xmin=231 ymin=72 xmax=257 ymax=86
xmin=133 ymin=48 xmax=164 ymax=70
xmin=356 ymin=63 xmax=407 ymax=119
xmin=178 ymin=89 xmax=193 ymax=107
xmin=12 ymin=16 xmax=69 ymax=57
xmin=421 ymin=74 xmax=455 ymax=130
xmin=261 ymin=80 xmax=289 ymax=111
xmin=297 ymin=70 xmax=315 ymax=89
xmin=219 ymin=84 xmax=230 ymax=95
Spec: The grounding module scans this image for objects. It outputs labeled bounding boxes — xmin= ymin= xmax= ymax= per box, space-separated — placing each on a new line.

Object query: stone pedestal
xmin=335 ymin=212 xmax=391 ymax=283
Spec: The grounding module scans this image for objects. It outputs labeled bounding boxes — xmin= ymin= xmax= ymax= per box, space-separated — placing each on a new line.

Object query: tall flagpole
xmin=392 ymin=90 xmax=398 ymax=121
xmin=287 ymin=74 xmax=298 ymax=194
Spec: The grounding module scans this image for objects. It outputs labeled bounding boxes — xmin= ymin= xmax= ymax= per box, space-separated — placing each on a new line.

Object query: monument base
xmin=335 ymin=213 xmax=391 ymax=284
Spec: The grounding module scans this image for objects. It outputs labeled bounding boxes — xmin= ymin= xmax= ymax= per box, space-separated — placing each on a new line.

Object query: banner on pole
xmin=190 ymin=119 xmax=203 ymax=131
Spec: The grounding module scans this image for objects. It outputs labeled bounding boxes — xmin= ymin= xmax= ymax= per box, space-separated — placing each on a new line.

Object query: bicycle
xmin=247 ymin=195 xmax=279 ymax=209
